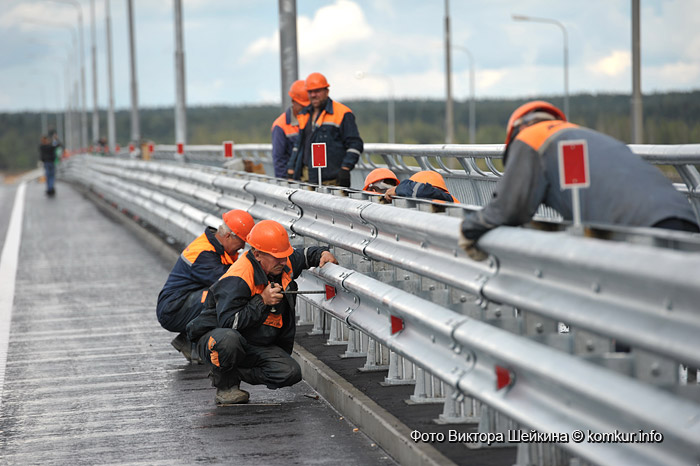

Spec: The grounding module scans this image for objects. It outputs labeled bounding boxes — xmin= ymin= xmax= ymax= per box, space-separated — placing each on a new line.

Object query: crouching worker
xmin=186 ymin=220 xmax=338 ymax=405
xmin=157 ymin=210 xmax=255 ymax=361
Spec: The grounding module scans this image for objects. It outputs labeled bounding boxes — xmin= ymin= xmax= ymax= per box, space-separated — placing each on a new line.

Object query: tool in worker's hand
xmin=281 ymin=290 xmax=327 ymax=294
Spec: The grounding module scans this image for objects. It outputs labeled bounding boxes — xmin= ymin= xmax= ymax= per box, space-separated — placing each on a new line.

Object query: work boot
xmin=215 ymin=385 xmax=250 ymax=406
xmin=171 ymin=332 xmax=192 ymax=362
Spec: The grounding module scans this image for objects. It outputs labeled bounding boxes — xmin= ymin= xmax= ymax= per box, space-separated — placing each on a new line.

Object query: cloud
xmin=240 ymin=0 xmax=372 ymax=63
xmin=588 ymin=50 xmax=630 ymax=77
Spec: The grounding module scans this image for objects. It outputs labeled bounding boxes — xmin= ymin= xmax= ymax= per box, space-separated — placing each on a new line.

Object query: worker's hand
xmin=458 ymin=231 xmax=488 ymax=262
xmin=383 ymin=186 xmax=397 ymax=201
xmin=319 ymin=251 xmax=338 ymax=268
xmin=336 ymin=168 xmax=351 ymax=187
xmin=287 ymin=169 xmax=295 ymax=180
xmin=261 ymin=282 xmax=283 ymax=306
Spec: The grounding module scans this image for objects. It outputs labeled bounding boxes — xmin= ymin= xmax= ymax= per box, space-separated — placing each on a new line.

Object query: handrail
xmin=62 ymin=153 xmax=700 ymax=466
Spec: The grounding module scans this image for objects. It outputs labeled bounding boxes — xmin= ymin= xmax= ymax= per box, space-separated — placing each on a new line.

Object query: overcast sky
xmin=1 ymin=0 xmax=699 ymax=112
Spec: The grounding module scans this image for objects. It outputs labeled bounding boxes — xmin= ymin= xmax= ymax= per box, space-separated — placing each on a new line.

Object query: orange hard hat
xmin=409 ymin=171 xmax=448 ymax=193
xmin=505 ymin=100 xmax=566 ymax=146
xmin=246 ymin=219 xmax=294 ymax=258
xmin=363 ymin=168 xmax=399 ymax=191
xmin=222 ymin=210 xmax=255 ymax=241
xmin=305 ymin=72 xmax=330 ymax=91
xmin=288 ymin=79 xmax=310 ymax=106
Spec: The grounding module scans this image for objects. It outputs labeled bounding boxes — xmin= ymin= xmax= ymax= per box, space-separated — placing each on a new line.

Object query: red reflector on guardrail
xmin=177 ymin=143 xmax=184 ymax=155
xmin=223 ymin=140 xmax=234 ymax=158
xmin=325 ymin=285 xmax=336 ymax=300
xmin=495 ymin=365 xmax=513 ymax=390
xmin=391 ymin=315 xmax=404 ymax=335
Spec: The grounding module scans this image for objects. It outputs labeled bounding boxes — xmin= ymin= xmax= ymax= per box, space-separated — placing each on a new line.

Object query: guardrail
xmin=62 ymin=154 xmax=700 ymax=466
xmin=117 ymin=142 xmax=700 ymax=223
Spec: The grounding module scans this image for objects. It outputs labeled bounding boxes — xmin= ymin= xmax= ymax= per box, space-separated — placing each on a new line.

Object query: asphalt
xmin=0 ymin=177 xmax=519 ymax=466
xmin=0 ymin=179 xmax=397 ymax=466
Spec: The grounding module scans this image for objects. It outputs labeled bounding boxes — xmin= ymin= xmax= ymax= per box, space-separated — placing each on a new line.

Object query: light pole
xmin=444 ymin=0 xmax=454 ymax=143
xmin=355 ymin=71 xmax=395 ymax=143
xmin=22 ymin=19 xmax=80 ymax=150
xmin=48 ymin=0 xmax=87 ymax=150
xmin=126 ymin=0 xmax=140 ymax=147
xmin=512 ymin=14 xmax=569 ymax=119
xmin=105 ymin=0 xmax=116 ymax=154
xmin=173 ymin=0 xmax=188 ymax=154
xmin=453 ymin=45 xmax=476 ymax=144
xmin=90 ymin=0 xmax=99 ymax=145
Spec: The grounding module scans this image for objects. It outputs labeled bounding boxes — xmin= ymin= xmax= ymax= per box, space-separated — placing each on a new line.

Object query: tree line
xmin=1 ymin=90 xmax=699 ymax=172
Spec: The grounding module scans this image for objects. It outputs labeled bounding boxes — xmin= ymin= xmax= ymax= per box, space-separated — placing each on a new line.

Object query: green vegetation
xmin=1 ymin=91 xmax=699 ymax=172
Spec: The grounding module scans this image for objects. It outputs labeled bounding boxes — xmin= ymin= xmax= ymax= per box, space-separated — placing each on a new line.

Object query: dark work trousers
xmin=44 ymin=161 xmax=56 ymax=192
xmin=195 ymin=328 xmax=302 ymax=390
xmin=158 ymin=289 xmax=206 ymax=334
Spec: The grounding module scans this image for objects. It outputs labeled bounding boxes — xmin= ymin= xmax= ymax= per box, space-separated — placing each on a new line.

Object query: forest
xmin=1 ymin=90 xmax=699 ymax=172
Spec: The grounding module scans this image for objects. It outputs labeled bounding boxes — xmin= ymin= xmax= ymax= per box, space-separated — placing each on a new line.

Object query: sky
xmin=0 ymin=0 xmax=699 ymax=113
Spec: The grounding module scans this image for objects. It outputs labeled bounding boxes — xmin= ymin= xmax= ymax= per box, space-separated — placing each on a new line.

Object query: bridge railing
xmin=114 ymin=142 xmax=700 ymax=223
xmin=62 ymin=154 xmax=700 ymax=466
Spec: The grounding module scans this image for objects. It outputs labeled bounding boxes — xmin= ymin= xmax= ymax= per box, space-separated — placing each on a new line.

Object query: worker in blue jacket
xmin=460 ymin=101 xmax=699 ymax=260
xmin=187 ymin=220 xmax=337 ymax=405
xmin=157 ymin=210 xmax=255 ymax=361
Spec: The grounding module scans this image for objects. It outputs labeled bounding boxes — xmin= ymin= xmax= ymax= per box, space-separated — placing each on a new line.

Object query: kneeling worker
xmin=186 ymin=220 xmax=338 ymax=405
xmin=157 ymin=209 xmax=255 ymax=360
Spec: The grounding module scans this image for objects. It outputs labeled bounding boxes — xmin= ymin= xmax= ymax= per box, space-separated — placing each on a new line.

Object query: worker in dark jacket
xmin=384 ymin=171 xmax=460 ymax=203
xmin=460 ymin=100 xmax=699 ymax=260
xmin=157 ymin=210 xmax=255 ymax=360
xmin=287 ymin=72 xmax=363 ymax=187
xmin=39 ymin=135 xmax=58 ymax=196
xmin=270 ymin=80 xmax=309 ymax=178
xmin=186 ymin=220 xmax=337 ymax=405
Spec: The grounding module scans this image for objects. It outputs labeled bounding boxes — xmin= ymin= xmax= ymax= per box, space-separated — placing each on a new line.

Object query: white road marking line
xmin=0 ymin=182 xmax=26 ymax=408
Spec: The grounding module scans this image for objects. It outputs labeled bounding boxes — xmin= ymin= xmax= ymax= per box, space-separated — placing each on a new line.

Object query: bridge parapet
xmin=63 ymin=153 xmax=700 ymax=466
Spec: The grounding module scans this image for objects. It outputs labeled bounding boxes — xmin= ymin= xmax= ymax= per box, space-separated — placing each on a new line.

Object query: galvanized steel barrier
xmin=62 ymin=152 xmax=700 ymax=466
xmin=131 ymin=142 xmax=700 ymax=223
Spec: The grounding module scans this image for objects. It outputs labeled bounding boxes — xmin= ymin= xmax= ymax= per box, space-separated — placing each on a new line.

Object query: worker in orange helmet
xmin=459 ymin=100 xmax=699 ymax=261
xmin=157 ymin=209 xmax=255 ymax=362
xmin=287 ymin=72 xmax=364 ymax=187
xmin=383 ymin=170 xmax=460 ymax=203
xmin=270 ymin=80 xmax=310 ymax=178
xmin=363 ymin=167 xmax=399 ymax=193
xmin=187 ymin=220 xmax=338 ymax=405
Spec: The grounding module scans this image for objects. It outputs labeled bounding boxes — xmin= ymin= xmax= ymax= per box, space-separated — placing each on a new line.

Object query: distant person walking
xmin=39 ymin=134 xmax=58 ymax=197
xmin=287 ymin=72 xmax=363 ymax=187
xmin=459 ymin=100 xmax=699 ymax=260
xmin=270 ymin=80 xmax=309 ymax=178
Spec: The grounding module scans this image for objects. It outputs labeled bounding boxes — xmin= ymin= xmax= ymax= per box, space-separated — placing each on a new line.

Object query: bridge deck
xmin=0 ymin=180 xmax=394 ymax=465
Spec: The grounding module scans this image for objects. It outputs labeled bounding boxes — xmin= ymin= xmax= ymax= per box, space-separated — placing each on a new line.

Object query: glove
xmin=458 ymin=231 xmax=488 ymax=262
xmin=336 ymin=168 xmax=351 ymax=187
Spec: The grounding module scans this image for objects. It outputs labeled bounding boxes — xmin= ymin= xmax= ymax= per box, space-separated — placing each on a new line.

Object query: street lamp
xmin=355 ymin=71 xmax=396 ymax=143
xmin=21 ymin=19 xmax=81 ymax=150
xmin=453 ymin=45 xmax=476 ymax=144
xmin=48 ymin=0 xmax=87 ymax=149
xmin=512 ymin=14 xmax=569 ymax=118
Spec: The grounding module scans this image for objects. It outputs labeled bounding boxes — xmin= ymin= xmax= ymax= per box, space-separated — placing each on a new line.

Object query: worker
xmin=459 ymin=100 xmax=699 ymax=260
xmin=287 ymin=72 xmax=364 ymax=187
xmin=384 ymin=170 xmax=460 ymax=203
xmin=157 ymin=209 xmax=255 ymax=361
xmin=363 ymin=167 xmax=399 ymax=194
xmin=186 ymin=220 xmax=338 ymax=405
xmin=270 ymin=80 xmax=309 ymax=178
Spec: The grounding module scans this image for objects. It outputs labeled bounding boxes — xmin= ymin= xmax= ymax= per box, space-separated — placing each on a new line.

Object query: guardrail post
xmin=341 ymin=328 xmax=366 ymax=358
xmin=382 ymin=351 xmax=416 ymax=386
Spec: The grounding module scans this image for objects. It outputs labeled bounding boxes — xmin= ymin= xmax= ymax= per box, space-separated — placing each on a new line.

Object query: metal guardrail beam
xmin=62 ymin=153 xmax=700 ymax=466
